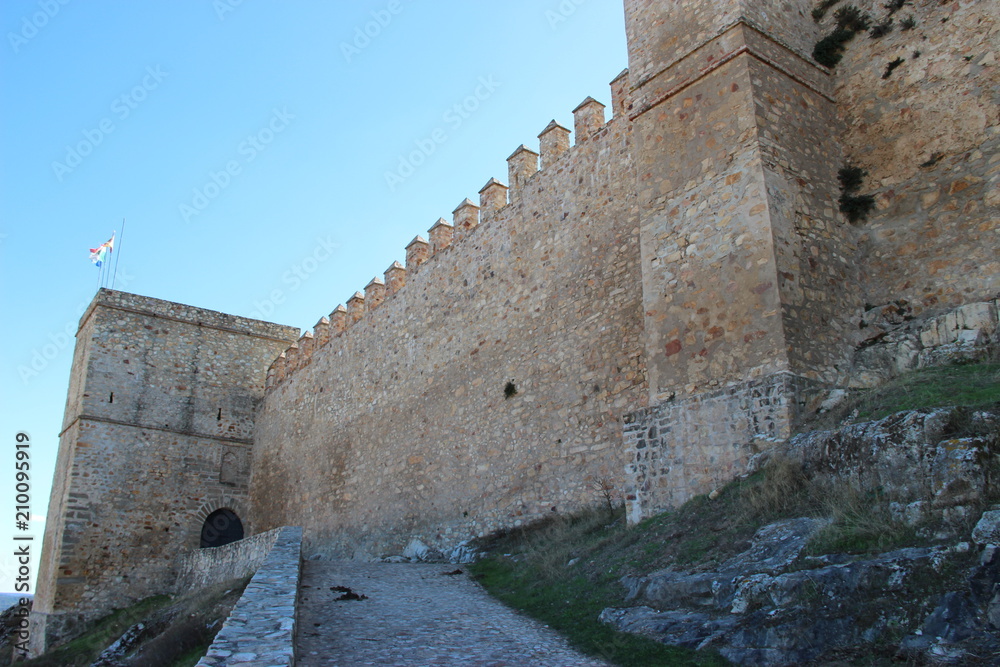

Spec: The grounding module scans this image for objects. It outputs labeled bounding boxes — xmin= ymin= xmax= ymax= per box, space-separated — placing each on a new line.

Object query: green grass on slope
xmin=470 ymin=362 xmax=1000 ymax=666
xmin=17 ymin=578 xmax=248 ymax=667
xmin=856 ymin=362 xmax=1000 ymax=420
xmin=470 ymin=506 xmax=729 ymax=666
xmin=16 ymin=595 xmax=171 ymax=667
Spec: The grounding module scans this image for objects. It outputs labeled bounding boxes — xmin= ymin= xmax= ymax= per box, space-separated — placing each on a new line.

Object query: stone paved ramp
xmin=296 ymin=561 xmax=611 ymax=666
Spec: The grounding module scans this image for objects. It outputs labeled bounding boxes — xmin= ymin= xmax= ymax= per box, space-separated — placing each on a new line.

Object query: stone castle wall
xmin=30 ymin=291 xmax=298 ymax=652
xmin=621 ymin=0 xmax=997 ymax=520
xmin=834 ymin=0 xmax=999 ymax=318
xmin=32 ymin=0 xmax=999 ymax=653
xmin=250 ymin=92 xmax=650 ymax=558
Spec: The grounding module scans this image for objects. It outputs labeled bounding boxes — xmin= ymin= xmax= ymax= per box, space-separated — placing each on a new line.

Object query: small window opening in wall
xmin=109 ymin=392 xmax=114 ymax=404
xmin=217 ymin=408 xmax=222 ymax=421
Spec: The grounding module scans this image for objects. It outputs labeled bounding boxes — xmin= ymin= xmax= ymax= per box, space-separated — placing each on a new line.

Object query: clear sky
xmin=0 ymin=1 xmax=629 ymax=593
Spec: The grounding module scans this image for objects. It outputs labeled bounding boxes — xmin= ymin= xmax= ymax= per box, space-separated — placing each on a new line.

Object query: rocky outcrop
xmin=605 ymin=401 xmax=1000 ymax=664
xmin=782 ymin=406 xmax=1000 ymax=528
xmin=602 ymin=514 xmax=1000 ymax=665
xmin=852 ymin=300 xmax=999 ymax=388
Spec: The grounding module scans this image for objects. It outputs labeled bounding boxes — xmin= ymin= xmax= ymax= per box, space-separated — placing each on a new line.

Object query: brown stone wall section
xmin=251 ymin=113 xmax=648 ymax=558
xmin=749 ymin=57 xmax=861 ymax=381
xmin=827 ymin=0 xmax=1000 ymax=316
xmin=633 ymin=54 xmax=791 ymax=400
xmin=624 ymin=0 xmax=822 ymax=98
xmin=31 ymin=290 xmax=297 ymax=654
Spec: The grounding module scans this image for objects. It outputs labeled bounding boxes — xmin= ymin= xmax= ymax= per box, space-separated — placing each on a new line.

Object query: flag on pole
xmin=89 ymin=232 xmax=115 ymax=267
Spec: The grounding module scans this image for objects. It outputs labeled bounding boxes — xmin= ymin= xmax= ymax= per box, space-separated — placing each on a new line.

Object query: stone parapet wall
xmin=174 ymin=527 xmax=283 ymax=594
xmin=197 ymin=526 xmax=302 ymax=667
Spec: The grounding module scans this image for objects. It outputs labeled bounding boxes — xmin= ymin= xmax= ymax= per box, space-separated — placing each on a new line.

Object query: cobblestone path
xmin=295 ymin=561 xmax=612 ymax=666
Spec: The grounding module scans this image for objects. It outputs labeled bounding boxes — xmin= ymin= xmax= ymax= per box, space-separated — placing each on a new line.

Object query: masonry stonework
xmin=32 ymin=0 xmax=998 ymax=654
xmin=250 ymin=105 xmax=647 ymax=558
xmin=30 ymin=291 xmax=297 ymax=652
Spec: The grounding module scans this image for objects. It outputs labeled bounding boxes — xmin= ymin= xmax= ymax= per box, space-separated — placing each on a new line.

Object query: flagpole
xmin=112 ymin=218 xmax=125 ymax=291
xmin=100 ymin=248 xmax=108 ymax=289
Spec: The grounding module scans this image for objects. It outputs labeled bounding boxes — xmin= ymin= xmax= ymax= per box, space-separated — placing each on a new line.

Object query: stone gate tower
xmin=622 ymin=0 xmax=860 ymax=518
xmin=30 ymin=290 xmax=298 ymax=652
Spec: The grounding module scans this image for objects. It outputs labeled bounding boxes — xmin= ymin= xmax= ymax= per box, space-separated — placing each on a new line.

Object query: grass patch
xmin=798 ymin=363 xmax=1000 ymax=435
xmin=854 ymin=363 xmax=1000 ymax=422
xmin=805 ymin=488 xmax=919 ymax=556
xmin=13 ymin=595 xmax=171 ymax=667
xmin=470 ymin=506 xmax=729 ymax=666
xmin=17 ymin=578 xmax=248 ymax=667
xmin=468 ymin=364 xmax=1000 ymax=662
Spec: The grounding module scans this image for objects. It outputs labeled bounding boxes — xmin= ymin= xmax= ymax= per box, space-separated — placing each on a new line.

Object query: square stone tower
xmin=30 ymin=290 xmax=298 ymax=653
xmin=623 ymin=0 xmax=861 ymax=519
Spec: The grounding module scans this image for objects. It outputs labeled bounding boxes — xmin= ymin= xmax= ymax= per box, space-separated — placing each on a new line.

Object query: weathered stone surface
xmin=252 ymin=95 xmax=647 ymax=559
xmin=606 ymin=542 xmax=994 ymax=666
xmin=973 ymin=511 xmax=1000 ymax=546
xmin=622 ymin=517 xmax=828 ymax=612
xmin=783 ymin=407 xmax=1000 ymax=514
xmin=174 ymin=528 xmax=284 ymax=593
xmin=852 ymin=299 xmax=1000 ymax=387
xmin=91 ymin=622 xmax=148 ymax=667
xmin=298 ymin=562 xmax=610 ymax=666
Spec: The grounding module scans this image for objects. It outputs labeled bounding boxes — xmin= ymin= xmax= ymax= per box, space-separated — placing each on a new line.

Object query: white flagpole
xmin=112 ymin=218 xmax=125 ymax=291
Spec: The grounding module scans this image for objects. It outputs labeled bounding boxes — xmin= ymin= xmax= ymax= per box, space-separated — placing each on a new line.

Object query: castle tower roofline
xmin=610 ymin=69 xmax=630 ymax=117
xmin=429 ymin=217 xmax=453 ymax=230
xmin=453 ymin=198 xmax=479 ymax=213
xmin=572 ymin=96 xmax=605 ymax=113
xmin=330 ymin=304 xmax=348 ymax=335
xmin=507 ymin=145 xmax=539 ymax=193
xmin=384 ymin=260 xmax=406 ymax=296
xmin=405 ymin=235 xmax=431 ymax=272
xmin=479 ymin=178 xmax=509 ymax=218
xmin=364 ymin=277 xmax=386 ymax=311
xmin=453 ymin=198 xmax=481 ymax=241
xmin=478 ymin=177 xmax=508 ymax=194
xmin=313 ymin=315 xmax=331 ymax=347
xmin=537 ymin=119 xmax=570 ymax=137
xmin=573 ymin=97 xmax=606 ymax=142
xmin=507 ymin=144 xmax=539 ymax=161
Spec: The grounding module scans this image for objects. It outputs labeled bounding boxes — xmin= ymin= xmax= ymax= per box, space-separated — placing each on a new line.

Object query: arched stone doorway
xmin=200 ymin=508 xmax=244 ymax=548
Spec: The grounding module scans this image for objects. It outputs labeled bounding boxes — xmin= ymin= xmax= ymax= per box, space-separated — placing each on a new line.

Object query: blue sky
xmin=0 ymin=1 xmax=629 ymax=594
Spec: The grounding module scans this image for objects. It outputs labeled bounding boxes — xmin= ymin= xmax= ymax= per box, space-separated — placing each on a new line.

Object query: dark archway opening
xmin=200 ymin=508 xmax=244 ymax=548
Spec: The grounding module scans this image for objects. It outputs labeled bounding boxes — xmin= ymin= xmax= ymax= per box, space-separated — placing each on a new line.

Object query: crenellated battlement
xmin=266 ymin=72 xmax=633 ymax=389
